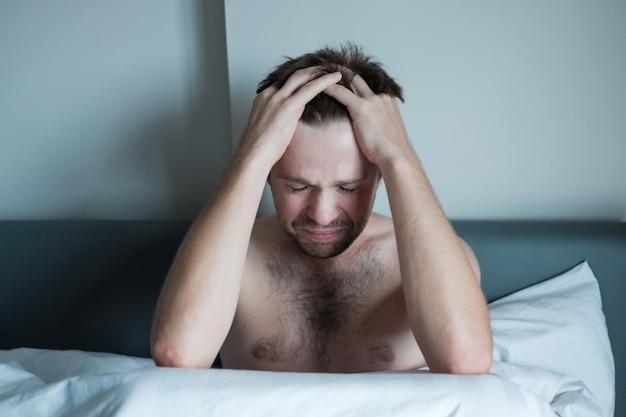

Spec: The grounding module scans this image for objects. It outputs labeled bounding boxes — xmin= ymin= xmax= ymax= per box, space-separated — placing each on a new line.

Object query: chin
xmin=294 ymin=237 xmax=356 ymax=259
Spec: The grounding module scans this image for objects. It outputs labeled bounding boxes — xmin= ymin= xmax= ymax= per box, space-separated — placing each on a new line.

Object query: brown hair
xmin=256 ymin=43 xmax=404 ymax=126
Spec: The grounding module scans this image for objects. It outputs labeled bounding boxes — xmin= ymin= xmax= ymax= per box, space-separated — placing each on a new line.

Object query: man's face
xmin=268 ymin=120 xmax=381 ymax=258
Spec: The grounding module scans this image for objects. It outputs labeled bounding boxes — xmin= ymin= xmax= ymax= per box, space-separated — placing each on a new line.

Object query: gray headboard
xmin=0 ymin=220 xmax=624 ymax=414
xmin=456 ymin=221 xmax=625 ymax=416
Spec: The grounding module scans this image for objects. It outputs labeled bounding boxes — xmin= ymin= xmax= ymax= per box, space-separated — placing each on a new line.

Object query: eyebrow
xmin=275 ymin=173 xmax=366 ymax=186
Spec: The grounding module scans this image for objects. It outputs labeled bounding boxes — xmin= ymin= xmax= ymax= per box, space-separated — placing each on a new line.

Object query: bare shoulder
xmin=364 ymin=212 xmax=396 ymax=244
xmin=359 ymin=213 xmax=399 ymax=271
xmin=240 ymin=215 xmax=286 ymax=290
xmin=248 ymin=215 xmax=287 ymax=257
xmin=370 ymin=212 xmax=480 ymax=282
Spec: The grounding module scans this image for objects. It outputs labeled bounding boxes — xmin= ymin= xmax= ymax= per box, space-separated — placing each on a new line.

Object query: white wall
xmin=224 ymin=1 xmax=626 ymax=220
xmin=1 ymin=1 xmax=624 ymax=221
xmin=0 ymin=0 xmax=231 ymax=220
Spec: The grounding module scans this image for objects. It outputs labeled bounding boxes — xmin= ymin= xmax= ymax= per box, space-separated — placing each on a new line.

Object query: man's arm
xmin=324 ymin=76 xmax=493 ymax=374
xmin=150 ymin=69 xmax=343 ymax=368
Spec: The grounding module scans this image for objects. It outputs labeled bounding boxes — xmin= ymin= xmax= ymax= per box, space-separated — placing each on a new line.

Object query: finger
xmin=255 ymin=83 xmax=278 ymax=101
xmin=288 ymin=71 xmax=343 ymax=105
xmin=279 ymin=66 xmax=330 ymax=97
xmin=323 ymin=83 xmax=361 ymax=107
xmin=349 ymin=73 xmax=374 ymax=98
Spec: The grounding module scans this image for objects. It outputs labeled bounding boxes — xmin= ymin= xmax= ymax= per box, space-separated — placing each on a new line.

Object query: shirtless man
xmin=151 ymin=44 xmax=493 ymax=374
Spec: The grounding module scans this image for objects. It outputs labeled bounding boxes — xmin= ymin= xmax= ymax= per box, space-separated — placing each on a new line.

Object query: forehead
xmin=290 ymin=120 xmax=358 ymax=153
xmin=273 ymin=121 xmax=372 ymax=182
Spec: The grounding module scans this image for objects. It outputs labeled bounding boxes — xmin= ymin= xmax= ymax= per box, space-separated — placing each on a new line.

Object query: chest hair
xmin=263 ymin=246 xmax=385 ymax=369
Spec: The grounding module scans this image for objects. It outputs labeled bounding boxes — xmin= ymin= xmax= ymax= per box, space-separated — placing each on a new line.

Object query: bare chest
xmin=228 ymin=247 xmax=422 ymax=372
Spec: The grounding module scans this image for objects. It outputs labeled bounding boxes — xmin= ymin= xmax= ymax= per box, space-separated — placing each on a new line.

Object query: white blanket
xmin=0 ymin=349 xmax=600 ymax=417
xmin=0 ymin=262 xmax=612 ymax=417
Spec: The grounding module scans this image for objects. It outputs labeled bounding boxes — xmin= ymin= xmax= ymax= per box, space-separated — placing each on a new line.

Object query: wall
xmin=1 ymin=1 xmax=625 ymax=221
xmin=0 ymin=0 xmax=231 ymax=220
xmin=224 ymin=0 xmax=626 ymax=220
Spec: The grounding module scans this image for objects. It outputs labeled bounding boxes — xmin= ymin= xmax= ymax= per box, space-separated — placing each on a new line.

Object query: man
xmin=151 ymin=44 xmax=493 ymax=374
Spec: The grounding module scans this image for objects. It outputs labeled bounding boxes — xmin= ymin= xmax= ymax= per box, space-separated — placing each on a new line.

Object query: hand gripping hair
xmin=257 ymin=42 xmax=404 ymax=126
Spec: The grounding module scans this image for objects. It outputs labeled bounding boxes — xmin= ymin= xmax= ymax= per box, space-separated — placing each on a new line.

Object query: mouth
xmin=302 ymin=228 xmax=345 ymax=243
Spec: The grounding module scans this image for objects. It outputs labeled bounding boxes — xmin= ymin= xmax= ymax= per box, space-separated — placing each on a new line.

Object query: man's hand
xmin=238 ymin=68 xmax=343 ymax=166
xmin=327 ymin=72 xmax=493 ymax=374
xmin=323 ymin=73 xmax=412 ymax=166
xmin=151 ymin=67 xmax=344 ymax=369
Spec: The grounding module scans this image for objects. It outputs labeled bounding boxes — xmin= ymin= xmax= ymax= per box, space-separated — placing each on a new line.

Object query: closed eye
xmin=288 ymin=185 xmax=308 ymax=193
xmin=339 ymin=186 xmax=356 ymax=193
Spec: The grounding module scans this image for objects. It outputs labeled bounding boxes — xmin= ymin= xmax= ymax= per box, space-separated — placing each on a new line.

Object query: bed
xmin=0 ymin=220 xmax=623 ymax=416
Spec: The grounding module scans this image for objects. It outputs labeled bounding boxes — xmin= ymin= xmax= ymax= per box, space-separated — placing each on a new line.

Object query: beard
xmin=277 ymin=212 xmax=371 ymax=259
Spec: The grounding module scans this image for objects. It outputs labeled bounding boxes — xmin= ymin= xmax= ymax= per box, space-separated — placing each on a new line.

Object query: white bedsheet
xmin=0 ymin=349 xmax=600 ymax=417
xmin=0 ymin=262 xmax=612 ymax=416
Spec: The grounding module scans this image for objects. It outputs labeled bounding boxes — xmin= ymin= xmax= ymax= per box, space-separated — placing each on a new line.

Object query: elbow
xmin=151 ymin=337 xmax=214 ymax=369
xmin=430 ymin=338 xmax=494 ymax=375
xmin=151 ymin=338 xmax=187 ymax=368
xmin=445 ymin=347 xmax=493 ymax=375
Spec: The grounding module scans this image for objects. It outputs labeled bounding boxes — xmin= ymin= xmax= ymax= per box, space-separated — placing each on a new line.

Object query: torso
xmin=219 ymin=213 xmax=425 ymax=372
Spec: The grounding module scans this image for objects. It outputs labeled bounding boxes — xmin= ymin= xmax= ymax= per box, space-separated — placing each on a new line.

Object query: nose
xmin=307 ymin=190 xmax=339 ymax=226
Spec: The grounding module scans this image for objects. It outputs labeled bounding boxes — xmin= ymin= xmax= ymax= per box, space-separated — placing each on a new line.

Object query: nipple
xmin=252 ymin=344 xmax=269 ymax=360
xmin=251 ymin=339 xmax=280 ymax=361
xmin=379 ymin=349 xmax=395 ymax=363
xmin=370 ymin=345 xmax=395 ymax=364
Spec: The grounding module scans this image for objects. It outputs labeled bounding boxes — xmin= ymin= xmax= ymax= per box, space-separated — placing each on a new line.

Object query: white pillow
xmin=488 ymin=261 xmax=615 ymax=417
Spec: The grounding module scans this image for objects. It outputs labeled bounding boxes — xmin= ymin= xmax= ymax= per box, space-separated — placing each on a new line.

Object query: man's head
xmin=263 ymin=44 xmax=403 ymax=258
xmin=270 ymin=120 xmax=380 ymax=258
xmin=257 ymin=43 xmax=404 ymax=126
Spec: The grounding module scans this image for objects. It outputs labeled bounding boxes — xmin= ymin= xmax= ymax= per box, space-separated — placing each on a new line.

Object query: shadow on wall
xmin=0 ymin=1 xmax=233 ymax=221
xmin=69 ymin=0 xmax=231 ymax=221
xmin=155 ymin=0 xmax=232 ymax=220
